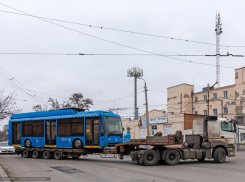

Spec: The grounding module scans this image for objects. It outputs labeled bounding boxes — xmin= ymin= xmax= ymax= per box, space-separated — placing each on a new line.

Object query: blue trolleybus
xmin=8 ymin=108 xmax=123 ymax=149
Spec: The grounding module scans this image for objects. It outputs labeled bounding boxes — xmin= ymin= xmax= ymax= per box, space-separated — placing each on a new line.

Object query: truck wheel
xmin=54 ymin=151 xmax=62 ymax=160
xmin=23 ymin=150 xmax=32 ymax=158
xmin=213 ymin=148 xmax=226 ymax=163
xmin=142 ymin=150 xmax=159 ymax=166
xmin=73 ymin=139 xmax=83 ymax=149
xmin=164 ymin=150 xmax=180 ymax=165
xmin=33 ymin=150 xmax=42 ymax=159
xmin=43 ymin=151 xmax=54 ymax=159
xmin=25 ymin=139 xmax=32 ymax=148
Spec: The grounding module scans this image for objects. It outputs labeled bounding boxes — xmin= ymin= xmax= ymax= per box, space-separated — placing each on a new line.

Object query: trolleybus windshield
xmin=104 ymin=116 xmax=122 ymax=135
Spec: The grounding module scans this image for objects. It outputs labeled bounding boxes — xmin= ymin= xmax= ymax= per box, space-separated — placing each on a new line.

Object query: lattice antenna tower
xmin=127 ymin=66 xmax=143 ymax=120
xmin=215 ymin=13 xmax=222 ymax=88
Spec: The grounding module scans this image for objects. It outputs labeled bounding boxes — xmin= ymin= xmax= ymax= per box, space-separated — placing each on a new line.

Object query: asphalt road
xmin=0 ymin=152 xmax=245 ymax=182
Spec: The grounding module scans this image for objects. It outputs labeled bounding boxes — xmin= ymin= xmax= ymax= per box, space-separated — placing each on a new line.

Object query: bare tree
xmin=0 ymin=89 xmax=22 ymax=121
xmin=32 ymin=104 xmax=48 ymax=112
xmin=0 ymin=124 xmax=9 ymax=141
xmin=32 ymin=93 xmax=93 ymax=111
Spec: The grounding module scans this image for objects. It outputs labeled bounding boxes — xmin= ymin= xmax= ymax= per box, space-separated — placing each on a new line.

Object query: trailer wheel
xmin=25 ymin=139 xmax=32 ymax=148
xmin=164 ymin=150 xmax=180 ymax=165
xmin=23 ymin=150 xmax=32 ymax=158
xmin=43 ymin=150 xmax=54 ymax=159
xmin=54 ymin=151 xmax=62 ymax=160
xmin=213 ymin=148 xmax=226 ymax=163
xmin=73 ymin=139 xmax=83 ymax=149
xmin=142 ymin=150 xmax=159 ymax=166
xmin=33 ymin=150 xmax=42 ymax=159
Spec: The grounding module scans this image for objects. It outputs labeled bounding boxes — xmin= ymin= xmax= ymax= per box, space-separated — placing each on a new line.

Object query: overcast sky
xmin=1 ymin=0 xmax=245 ymax=127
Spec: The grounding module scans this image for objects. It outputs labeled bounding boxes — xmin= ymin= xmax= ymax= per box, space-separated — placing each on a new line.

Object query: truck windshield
xmin=104 ymin=116 xmax=123 ymax=135
xmin=221 ymin=122 xmax=233 ymax=132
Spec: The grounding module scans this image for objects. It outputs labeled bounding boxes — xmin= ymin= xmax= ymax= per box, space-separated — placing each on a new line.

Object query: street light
xmin=138 ymin=77 xmax=150 ymax=137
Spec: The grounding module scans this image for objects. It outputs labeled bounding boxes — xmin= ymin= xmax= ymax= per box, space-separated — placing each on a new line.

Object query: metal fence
xmin=236 ymin=127 xmax=245 ymax=151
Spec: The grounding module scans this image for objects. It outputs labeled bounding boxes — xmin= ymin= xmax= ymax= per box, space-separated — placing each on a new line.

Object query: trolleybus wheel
xmin=142 ymin=150 xmax=159 ymax=166
xmin=43 ymin=150 xmax=54 ymax=159
xmin=25 ymin=139 xmax=32 ymax=148
xmin=164 ymin=150 xmax=180 ymax=165
xmin=54 ymin=151 xmax=62 ymax=160
xmin=23 ymin=150 xmax=32 ymax=158
xmin=213 ymin=147 xmax=226 ymax=163
xmin=33 ymin=150 xmax=42 ymax=159
xmin=73 ymin=139 xmax=83 ymax=149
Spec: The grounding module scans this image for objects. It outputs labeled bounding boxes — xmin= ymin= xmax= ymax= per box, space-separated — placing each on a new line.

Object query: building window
xmin=194 ymin=111 xmax=198 ymax=115
xmin=203 ymin=110 xmax=207 ymax=115
xmin=213 ymin=109 xmax=217 ymax=116
xmin=241 ymin=133 xmax=245 ymax=141
xmin=194 ymin=97 xmax=198 ymax=102
xmin=223 ymin=91 xmax=228 ymax=98
xmin=203 ymin=95 xmax=207 ymax=101
xmin=213 ymin=93 xmax=217 ymax=100
xmin=151 ymin=126 xmax=157 ymax=135
xmin=223 ymin=107 xmax=228 ymax=115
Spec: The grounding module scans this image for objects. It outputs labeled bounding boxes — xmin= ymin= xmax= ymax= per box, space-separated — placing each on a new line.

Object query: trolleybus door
xmin=12 ymin=122 xmax=21 ymax=145
xmin=85 ymin=118 xmax=99 ymax=147
xmin=45 ymin=120 xmax=56 ymax=146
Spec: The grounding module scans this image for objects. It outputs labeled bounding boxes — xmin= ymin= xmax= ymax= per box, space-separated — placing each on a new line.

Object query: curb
xmin=0 ymin=165 xmax=8 ymax=182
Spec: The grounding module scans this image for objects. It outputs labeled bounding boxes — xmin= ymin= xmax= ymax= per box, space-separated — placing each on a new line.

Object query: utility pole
xmin=221 ymin=99 xmax=223 ymax=117
xmin=127 ymin=67 xmax=143 ymax=120
xmin=138 ymin=78 xmax=150 ymax=137
xmin=215 ymin=13 xmax=222 ymax=88
xmin=191 ymin=89 xmax=194 ymax=114
xmin=180 ymin=93 xmax=182 ymax=114
xmin=207 ymin=83 xmax=210 ymax=116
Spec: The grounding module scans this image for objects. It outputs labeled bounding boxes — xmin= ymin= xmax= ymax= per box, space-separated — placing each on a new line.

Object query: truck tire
xmin=164 ymin=150 xmax=180 ymax=165
xmin=142 ymin=150 xmax=159 ymax=166
xmin=33 ymin=150 xmax=42 ymax=159
xmin=43 ymin=151 xmax=54 ymax=159
xmin=73 ymin=139 xmax=83 ymax=149
xmin=25 ymin=139 xmax=32 ymax=148
xmin=213 ymin=148 xmax=226 ymax=163
xmin=23 ymin=150 xmax=32 ymax=158
xmin=54 ymin=151 xmax=62 ymax=160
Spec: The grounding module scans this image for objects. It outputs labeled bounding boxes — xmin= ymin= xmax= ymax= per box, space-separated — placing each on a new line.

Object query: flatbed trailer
xmin=14 ymin=128 xmax=236 ymax=166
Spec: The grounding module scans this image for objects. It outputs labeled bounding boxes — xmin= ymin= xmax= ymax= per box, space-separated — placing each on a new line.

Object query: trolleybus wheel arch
xmin=33 ymin=150 xmax=42 ymax=159
xmin=43 ymin=150 xmax=54 ymax=159
xmin=73 ymin=139 xmax=83 ymax=149
xmin=25 ymin=139 xmax=32 ymax=148
xmin=23 ymin=150 xmax=32 ymax=158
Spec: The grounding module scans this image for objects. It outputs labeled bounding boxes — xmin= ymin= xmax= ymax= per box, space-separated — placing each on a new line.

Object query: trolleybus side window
xmin=22 ymin=121 xmax=44 ymax=137
xmin=58 ymin=119 xmax=71 ymax=136
xmin=72 ymin=118 xmax=84 ymax=136
xmin=32 ymin=121 xmax=44 ymax=137
xmin=58 ymin=118 xmax=84 ymax=136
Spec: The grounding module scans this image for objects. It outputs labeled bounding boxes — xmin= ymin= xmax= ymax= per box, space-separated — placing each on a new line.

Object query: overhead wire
xmin=0 ymin=3 xmax=236 ymax=69
xmin=0 ymin=8 xmax=245 ymax=48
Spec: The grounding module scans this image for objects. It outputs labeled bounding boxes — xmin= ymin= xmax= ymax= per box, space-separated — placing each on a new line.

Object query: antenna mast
xmin=215 ymin=13 xmax=222 ymax=88
xmin=127 ymin=66 xmax=143 ymax=120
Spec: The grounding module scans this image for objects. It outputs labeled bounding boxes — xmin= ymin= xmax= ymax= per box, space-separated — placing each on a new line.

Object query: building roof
xmin=10 ymin=109 xmax=119 ymax=122
xmin=167 ymin=83 xmax=194 ymax=89
xmin=194 ymin=84 xmax=235 ymax=94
